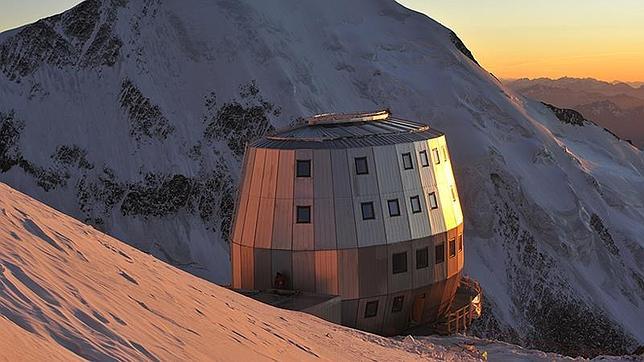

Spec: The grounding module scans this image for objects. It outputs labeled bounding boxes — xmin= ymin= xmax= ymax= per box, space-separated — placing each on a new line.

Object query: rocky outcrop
xmin=542 ymin=102 xmax=587 ymax=126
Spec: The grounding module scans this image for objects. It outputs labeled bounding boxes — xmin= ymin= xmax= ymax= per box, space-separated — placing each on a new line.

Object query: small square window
xmin=432 ymin=148 xmax=441 ymax=164
xmin=419 ymin=150 xmax=429 ymax=167
xmin=392 ymin=296 xmax=404 ymax=313
xmin=449 ymin=238 xmax=456 ymax=258
xmin=459 ymin=234 xmax=463 ymax=251
xmin=365 ymin=300 xmax=379 ymax=318
xmin=387 ymin=199 xmax=400 ymax=217
xmin=361 ymin=202 xmax=375 ymax=220
xmin=428 ymin=192 xmax=438 ymax=210
xmin=296 ymin=160 xmax=311 ymax=177
xmin=296 ymin=206 xmax=311 ymax=224
xmin=410 ymin=196 xmax=422 ymax=214
xmin=450 ymin=186 xmax=457 ymax=202
xmin=392 ymin=252 xmax=407 ymax=274
xmin=355 ymin=157 xmax=369 ymax=175
xmin=435 ymin=243 xmax=445 ymax=264
xmin=402 ymin=152 xmax=414 ymax=170
xmin=416 ymin=247 xmax=429 ymax=269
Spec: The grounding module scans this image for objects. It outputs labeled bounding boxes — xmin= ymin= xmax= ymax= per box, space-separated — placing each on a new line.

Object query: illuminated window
xmin=355 ymin=157 xmax=368 ymax=175
xmin=416 ymin=247 xmax=429 ymax=269
xmin=442 ymin=145 xmax=448 ymax=161
xmin=402 ymin=152 xmax=414 ymax=170
xmin=361 ymin=202 xmax=375 ymax=220
xmin=392 ymin=296 xmax=404 ymax=313
xmin=432 ymin=148 xmax=440 ymax=164
xmin=296 ymin=160 xmax=311 ymax=177
xmin=419 ymin=150 xmax=429 ymax=167
xmin=428 ymin=192 xmax=438 ymax=210
xmin=296 ymin=206 xmax=311 ymax=223
xmin=392 ymin=252 xmax=407 ymax=274
xmin=387 ymin=199 xmax=400 ymax=217
xmin=365 ymin=300 xmax=379 ymax=318
xmin=410 ymin=196 xmax=422 ymax=214
xmin=435 ymin=243 xmax=445 ymax=264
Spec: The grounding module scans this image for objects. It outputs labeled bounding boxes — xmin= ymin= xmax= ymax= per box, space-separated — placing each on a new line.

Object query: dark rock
xmin=542 ymin=102 xmax=587 ymax=126
xmin=449 ymin=30 xmax=478 ymax=65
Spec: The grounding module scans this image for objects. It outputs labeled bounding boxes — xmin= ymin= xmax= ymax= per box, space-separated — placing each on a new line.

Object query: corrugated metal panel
xmin=330 ymin=149 xmax=352 ymax=197
xmin=231 ymin=148 xmax=255 ymax=244
xmin=347 ymin=147 xmax=379 ymax=197
xmin=457 ymin=224 xmax=464 ymax=271
xmin=358 ymin=245 xmax=388 ymax=298
xmin=379 ymin=191 xmax=412 ymax=244
xmin=232 ymin=242 xmax=242 ymax=289
xmin=397 ymin=142 xmax=431 ymax=239
xmin=338 ymin=249 xmax=359 ymax=299
xmin=254 ymin=248 xmax=272 ymax=290
xmin=292 ymin=251 xmax=316 ymax=292
xmin=271 ymin=249 xmax=292 ymax=289
xmin=341 ymin=299 xmax=359 ymax=328
xmin=447 ymin=227 xmax=459 ymax=279
xmin=414 ymin=141 xmax=437 ymax=188
xmin=372 ymin=145 xmax=403 ymax=194
xmin=428 ymin=136 xmax=457 ymax=232
xmin=382 ymin=291 xmax=413 ymax=336
xmin=411 ymin=237 xmax=432 ymax=289
xmin=314 ymin=198 xmax=336 ymax=250
xmin=313 ymin=149 xmax=333 ymax=198
xmin=240 ymin=245 xmax=254 ymax=289
xmin=315 ymin=250 xmax=339 ymax=295
xmin=432 ymin=232 xmax=447 ymax=283
xmin=272 ymin=150 xmax=294 ymax=250
xmin=292 ymin=198 xmax=314 ymax=250
xmin=353 ymin=195 xmax=387 ymax=247
xmin=255 ymin=149 xmax=279 ymax=248
xmin=425 ymin=185 xmax=446 ymax=235
xmin=241 ymin=148 xmax=266 ymax=247
xmin=387 ymin=241 xmax=412 ymax=294
xmin=334 ymin=197 xmax=358 ymax=249
xmin=356 ymin=296 xmax=387 ymax=334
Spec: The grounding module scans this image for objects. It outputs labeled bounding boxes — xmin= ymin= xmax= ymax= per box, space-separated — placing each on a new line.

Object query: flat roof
xmin=251 ymin=110 xmax=443 ymax=150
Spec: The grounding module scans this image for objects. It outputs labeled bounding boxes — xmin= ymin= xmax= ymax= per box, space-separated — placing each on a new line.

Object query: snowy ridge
xmin=0 ymin=0 xmax=642 ymax=356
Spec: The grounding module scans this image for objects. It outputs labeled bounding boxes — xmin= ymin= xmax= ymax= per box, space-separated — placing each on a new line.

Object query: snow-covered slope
xmin=0 ymin=0 xmax=642 ymax=356
xmin=2 ymin=181 xmax=586 ymax=361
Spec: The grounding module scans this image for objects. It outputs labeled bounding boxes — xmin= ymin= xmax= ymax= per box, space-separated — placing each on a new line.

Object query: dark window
xmin=361 ymin=202 xmax=375 ymax=220
xmin=296 ymin=160 xmax=311 ymax=177
xmin=459 ymin=234 xmax=463 ymax=251
xmin=449 ymin=238 xmax=456 ymax=258
xmin=387 ymin=199 xmax=400 ymax=217
xmin=355 ymin=157 xmax=369 ymax=175
xmin=432 ymin=148 xmax=441 ymax=164
xmin=442 ymin=146 xmax=448 ymax=161
xmin=451 ymin=186 xmax=457 ymax=202
xmin=416 ymin=247 xmax=429 ymax=269
xmin=402 ymin=152 xmax=414 ymax=170
xmin=435 ymin=243 xmax=445 ymax=264
xmin=296 ymin=206 xmax=311 ymax=223
xmin=419 ymin=150 xmax=430 ymax=167
xmin=365 ymin=300 xmax=379 ymax=318
xmin=410 ymin=196 xmax=422 ymax=214
xmin=392 ymin=296 xmax=404 ymax=313
xmin=392 ymin=252 xmax=407 ymax=274
xmin=428 ymin=192 xmax=438 ymax=210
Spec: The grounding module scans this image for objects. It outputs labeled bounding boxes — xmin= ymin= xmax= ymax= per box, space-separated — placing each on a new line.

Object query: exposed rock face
xmin=542 ymin=102 xmax=587 ymax=126
xmin=449 ymin=31 xmax=479 ymax=65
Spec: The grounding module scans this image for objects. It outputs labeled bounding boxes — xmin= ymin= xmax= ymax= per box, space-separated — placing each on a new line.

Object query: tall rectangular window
xmin=296 ymin=206 xmax=311 ymax=223
xmin=449 ymin=238 xmax=456 ymax=258
xmin=392 ymin=296 xmax=404 ymax=313
xmin=355 ymin=157 xmax=369 ymax=175
xmin=459 ymin=234 xmax=463 ymax=252
xmin=387 ymin=199 xmax=400 ymax=217
xmin=361 ymin=202 xmax=375 ymax=220
xmin=432 ymin=148 xmax=441 ymax=164
xmin=435 ymin=243 xmax=445 ymax=264
xmin=419 ymin=150 xmax=429 ymax=167
xmin=296 ymin=160 xmax=311 ymax=177
xmin=428 ymin=192 xmax=438 ymax=210
xmin=410 ymin=196 xmax=422 ymax=214
xmin=402 ymin=152 xmax=414 ymax=170
xmin=392 ymin=252 xmax=407 ymax=274
xmin=416 ymin=247 xmax=429 ymax=269
xmin=450 ymin=186 xmax=457 ymax=202
xmin=365 ymin=300 xmax=378 ymax=318
xmin=442 ymin=145 xmax=448 ymax=161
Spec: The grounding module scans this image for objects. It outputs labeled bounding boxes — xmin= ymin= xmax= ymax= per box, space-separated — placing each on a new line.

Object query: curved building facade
xmin=231 ymin=110 xmax=465 ymax=335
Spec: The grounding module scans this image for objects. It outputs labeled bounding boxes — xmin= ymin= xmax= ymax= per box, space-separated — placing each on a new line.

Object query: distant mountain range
xmin=504 ymin=77 xmax=644 ymax=148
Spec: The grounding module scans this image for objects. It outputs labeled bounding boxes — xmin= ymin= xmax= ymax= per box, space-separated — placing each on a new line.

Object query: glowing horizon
xmin=1 ymin=0 xmax=642 ymax=82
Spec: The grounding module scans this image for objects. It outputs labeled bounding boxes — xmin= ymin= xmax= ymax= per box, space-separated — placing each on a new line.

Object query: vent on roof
xmin=306 ymin=109 xmax=390 ymax=126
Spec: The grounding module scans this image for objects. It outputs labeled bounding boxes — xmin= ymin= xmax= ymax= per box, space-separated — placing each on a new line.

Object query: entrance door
xmin=411 ymin=293 xmax=426 ymax=324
